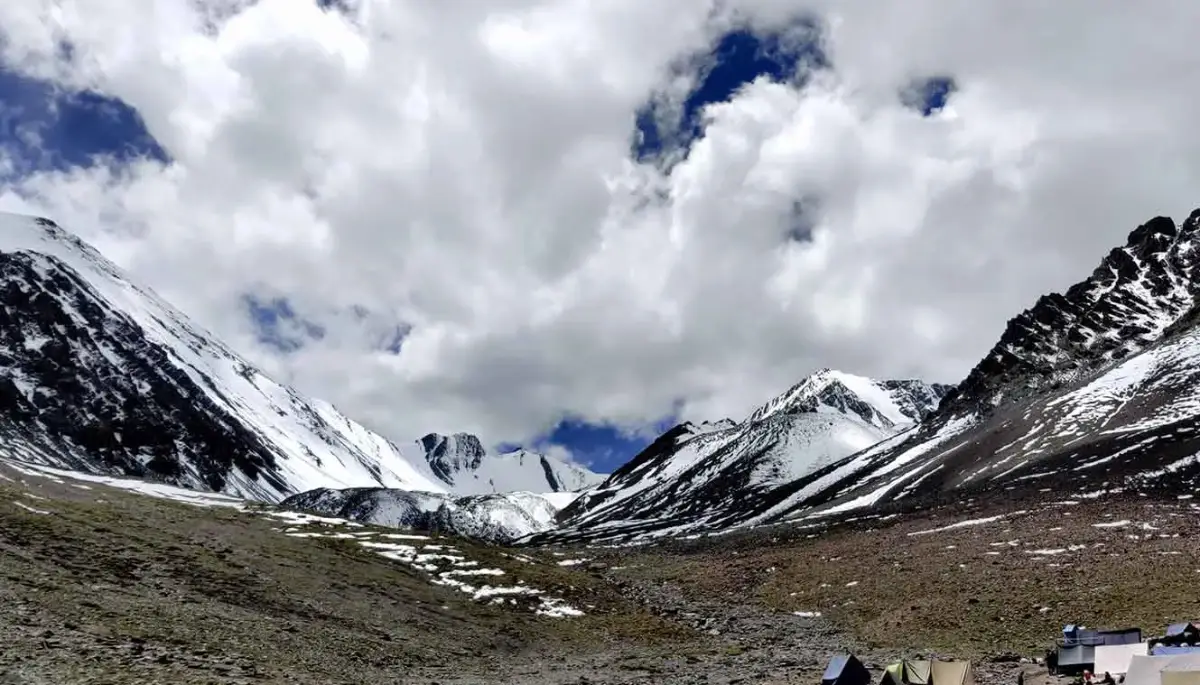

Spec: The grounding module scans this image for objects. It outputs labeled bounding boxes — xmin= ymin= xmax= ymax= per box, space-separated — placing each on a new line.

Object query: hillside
xmin=538 ymin=371 xmax=948 ymax=544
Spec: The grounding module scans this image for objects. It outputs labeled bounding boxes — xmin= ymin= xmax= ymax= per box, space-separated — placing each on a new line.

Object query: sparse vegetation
xmin=4 ymin=466 xmax=1194 ymax=684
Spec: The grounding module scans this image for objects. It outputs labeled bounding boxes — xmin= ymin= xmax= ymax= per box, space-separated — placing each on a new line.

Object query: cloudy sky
xmin=2 ymin=0 xmax=1200 ymax=471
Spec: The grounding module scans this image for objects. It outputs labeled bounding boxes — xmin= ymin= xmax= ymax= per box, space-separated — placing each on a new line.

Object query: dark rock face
xmin=0 ymin=250 xmax=286 ymax=494
xmin=419 ymin=433 xmax=487 ymax=486
xmin=938 ymin=211 xmax=1200 ymax=420
xmin=538 ymin=455 xmax=564 ymax=492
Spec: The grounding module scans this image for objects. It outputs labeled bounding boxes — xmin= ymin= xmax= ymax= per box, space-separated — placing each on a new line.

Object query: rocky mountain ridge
xmin=537 ymin=209 xmax=1200 ymax=544
xmin=535 ymin=371 xmax=948 ymax=544
xmin=0 ymin=213 xmax=598 ymax=518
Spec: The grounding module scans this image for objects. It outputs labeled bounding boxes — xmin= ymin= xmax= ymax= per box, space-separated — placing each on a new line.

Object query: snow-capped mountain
xmin=767 ymin=209 xmax=1200 ymax=522
xmin=282 ymin=487 xmax=580 ymax=543
xmin=746 ymin=369 xmax=951 ymax=428
xmin=539 ymin=211 xmax=1200 ymax=544
xmin=535 ymin=370 xmax=948 ymax=544
xmin=416 ymin=432 xmax=601 ymax=494
xmin=0 ymin=213 xmax=599 ymax=520
xmin=940 ymin=212 xmax=1200 ymax=418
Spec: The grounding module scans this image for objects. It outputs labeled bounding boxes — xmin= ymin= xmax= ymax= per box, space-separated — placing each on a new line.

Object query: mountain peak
xmin=938 ymin=208 xmax=1200 ymax=419
xmin=745 ymin=369 xmax=947 ymax=430
xmin=414 ymin=432 xmax=602 ymax=494
xmin=419 ymin=432 xmax=487 ymax=485
xmin=1125 ymin=215 xmax=1177 ymax=250
xmin=0 ymin=213 xmax=453 ymax=500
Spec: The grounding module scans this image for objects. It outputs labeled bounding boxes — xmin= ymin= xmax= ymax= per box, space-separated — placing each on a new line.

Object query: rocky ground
xmin=2 ymin=461 xmax=1192 ymax=684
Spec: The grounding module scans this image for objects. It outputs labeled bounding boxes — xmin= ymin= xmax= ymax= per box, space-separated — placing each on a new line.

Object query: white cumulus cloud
xmin=1 ymin=0 xmax=1200 ymax=451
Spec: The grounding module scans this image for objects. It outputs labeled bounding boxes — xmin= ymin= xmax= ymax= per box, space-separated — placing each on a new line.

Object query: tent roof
xmin=825 ymin=655 xmax=853 ymax=681
xmin=824 ymin=654 xmax=871 ymax=685
xmin=1094 ymin=643 xmax=1149 ymax=676
xmin=1167 ymin=624 xmax=1199 ymax=636
xmin=1154 ymin=648 xmax=1200 ymax=657
xmin=1162 ymin=654 xmax=1200 ymax=672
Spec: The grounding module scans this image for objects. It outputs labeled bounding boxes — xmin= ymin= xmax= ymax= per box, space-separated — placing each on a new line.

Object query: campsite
xmin=824 ymin=622 xmax=1200 ymax=685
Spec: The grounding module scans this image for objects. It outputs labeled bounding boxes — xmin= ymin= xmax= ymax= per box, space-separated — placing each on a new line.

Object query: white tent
xmin=1095 ymin=643 xmax=1149 ymax=676
xmin=1125 ymin=656 xmax=1174 ymax=685
xmin=1124 ymin=654 xmax=1200 ymax=685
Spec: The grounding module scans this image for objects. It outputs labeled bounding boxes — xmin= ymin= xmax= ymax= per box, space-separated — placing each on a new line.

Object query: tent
xmin=1162 ymin=672 xmax=1200 ymax=685
xmin=930 ymin=660 xmax=974 ymax=685
xmin=1102 ymin=630 xmax=1146 ymax=647
xmin=1094 ymin=643 xmax=1149 ymax=676
xmin=881 ymin=660 xmax=931 ymax=685
xmin=1125 ymin=654 xmax=1200 ymax=685
xmin=1154 ymin=648 xmax=1200 ymax=657
xmin=1167 ymin=625 xmax=1200 ymax=639
xmin=1163 ymin=625 xmax=1200 ymax=648
xmin=1161 ymin=653 xmax=1200 ymax=683
xmin=906 ymin=660 xmax=932 ymax=684
xmin=1058 ymin=645 xmax=1097 ymax=674
xmin=1125 ymin=656 xmax=1170 ymax=685
xmin=1062 ymin=626 xmax=1143 ymax=647
xmin=824 ymin=655 xmax=872 ymax=685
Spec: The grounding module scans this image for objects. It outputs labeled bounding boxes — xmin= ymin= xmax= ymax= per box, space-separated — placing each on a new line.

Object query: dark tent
xmin=1055 ymin=626 xmax=1143 ymax=674
xmin=1161 ymin=624 xmax=1200 ymax=647
xmin=1101 ymin=629 xmax=1144 ymax=646
xmin=824 ymin=655 xmax=872 ymax=685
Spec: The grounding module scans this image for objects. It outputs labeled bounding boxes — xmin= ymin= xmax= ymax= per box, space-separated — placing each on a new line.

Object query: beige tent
xmin=1161 ymin=672 xmax=1200 ymax=685
xmin=930 ymin=660 xmax=973 ymax=685
xmin=1094 ymin=643 xmax=1149 ymax=676
xmin=905 ymin=660 xmax=931 ymax=685
xmin=1161 ymin=654 xmax=1200 ymax=685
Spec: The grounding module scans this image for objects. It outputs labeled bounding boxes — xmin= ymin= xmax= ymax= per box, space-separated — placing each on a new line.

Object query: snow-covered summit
xmin=0 ymin=213 xmax=600 ymax=506
xmin=539 ymin=369 xmax=946 ymax=544
xmin=746 ymin=368 xmax=949 ymax=429
xmin=415 ymin=432 xmax=603 ymax=495
xmin=281 ymin=487 xmax=579 ymax=543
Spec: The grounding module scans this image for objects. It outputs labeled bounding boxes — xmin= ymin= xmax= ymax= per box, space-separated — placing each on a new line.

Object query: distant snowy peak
xmin=541 ymin=369 xmax=948 ymax=544
xmin=420 ymin=432 xmax=486 ymax=483
xmin=282 ymin=487 xmax=577 ymax=543
xmin=940 ymin=211 xmax=1200 ymax=419
xmin=746 ymin=368 xmax=949 ymax=430
xmin=415 ymin=432 xmax=603 ymax=495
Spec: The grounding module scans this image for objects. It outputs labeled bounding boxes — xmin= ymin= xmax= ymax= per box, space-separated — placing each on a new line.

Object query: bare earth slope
xmin=5 ymin=457 xmax=1194 ymax=684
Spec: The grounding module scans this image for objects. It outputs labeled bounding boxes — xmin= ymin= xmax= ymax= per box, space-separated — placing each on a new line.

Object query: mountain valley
xmin=5 ymin=208 xmax=1200 ymax=683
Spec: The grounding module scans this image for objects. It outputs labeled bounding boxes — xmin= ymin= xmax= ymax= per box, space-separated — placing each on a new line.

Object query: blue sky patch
xmin=243 ymin=295 xmax=326 ymax=353
xmin=501 ymin=411 xmax=682 ymax=473
xmin=903 ymin=76 xmax=957 ymax=116
xmin=0 ymin=67 xmax=167 ymax=177
xmin=633 ymin=18 xmax=828 ymax=163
